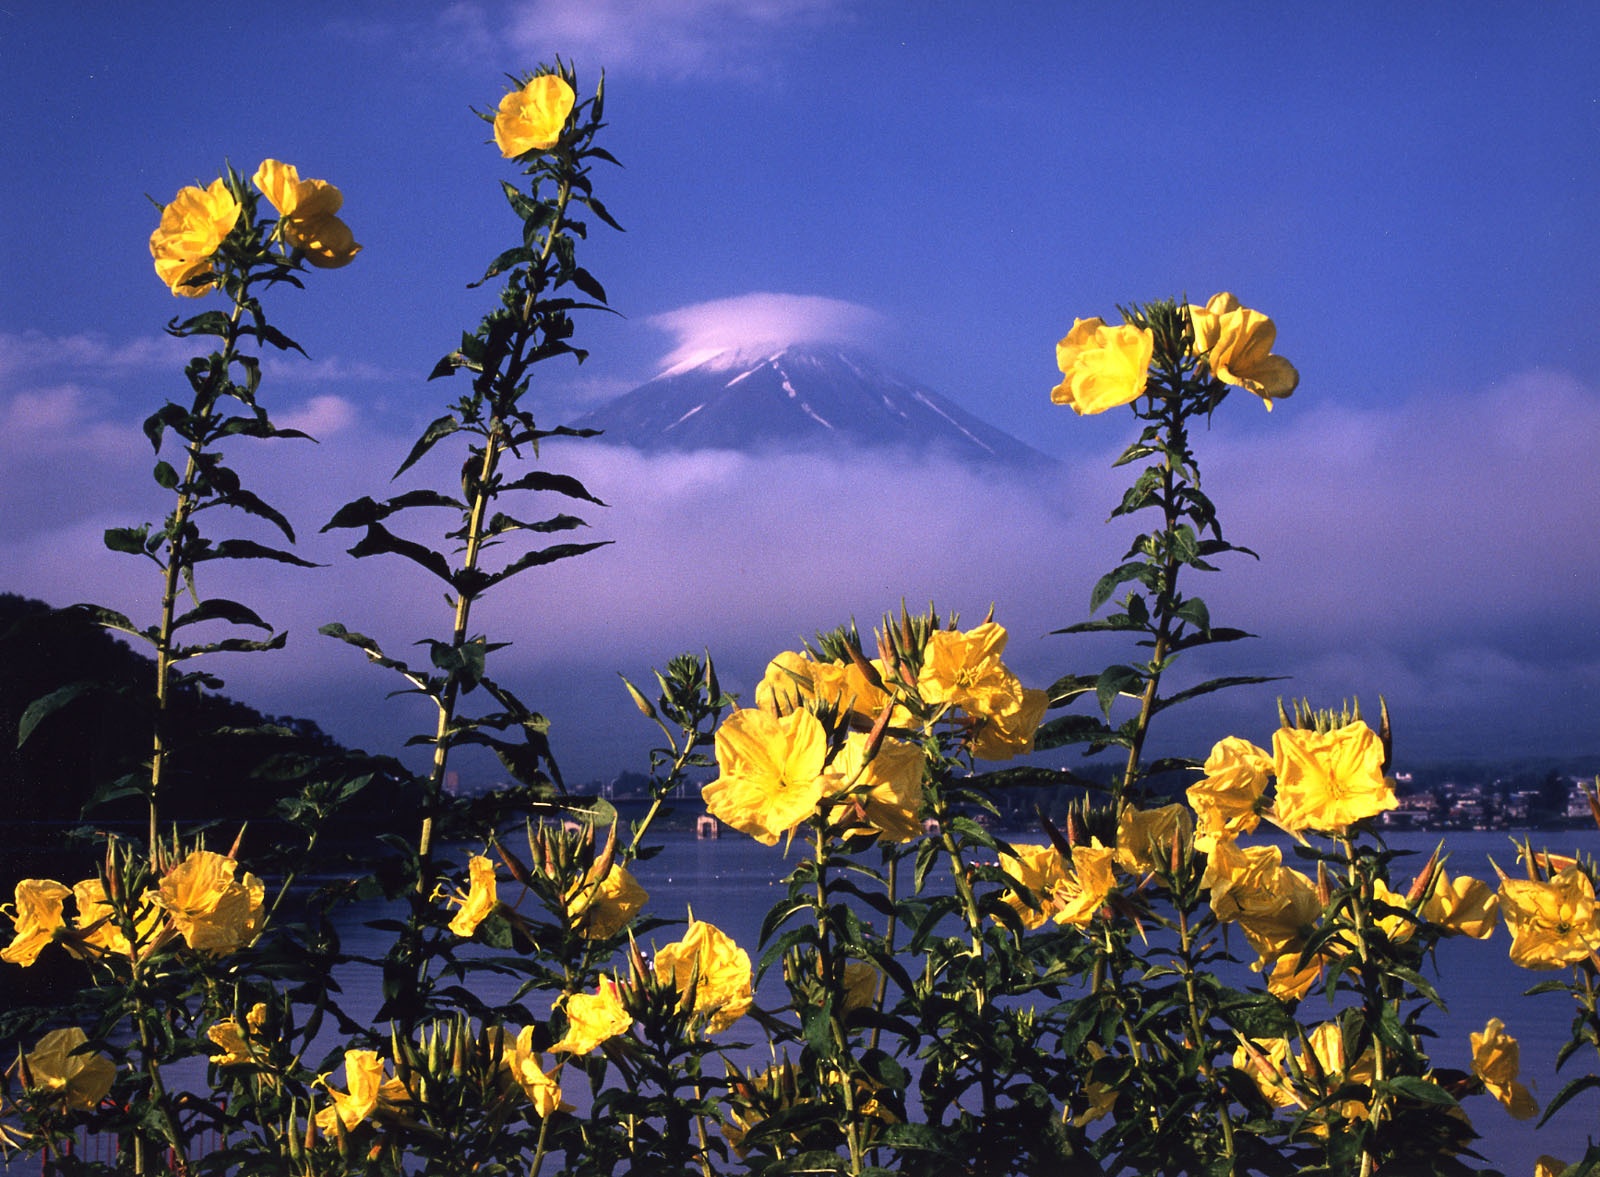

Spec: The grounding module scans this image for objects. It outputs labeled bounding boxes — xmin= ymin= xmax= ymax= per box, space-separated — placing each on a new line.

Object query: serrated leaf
xmin=394 ymin=415 xmax=461 ymax=478
xmin=344 ymin=522 xmax=454 ymax=583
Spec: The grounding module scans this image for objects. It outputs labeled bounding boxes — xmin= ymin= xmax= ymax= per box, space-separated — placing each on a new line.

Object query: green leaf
xmin=394 ymin=415 xmax=461 ymax=478
xmin=484 ymin=512 xmax=586 ymax=537
xmin=1379 ymin=1075 xmax=1456 ymax=1107
xmin=1539 ymin=1073 xmax=1600 ymax=1126
xmin=1090 ymin=561 xmax=1153 ymax=614
xmin=191 ymin=539 xmax=319 ymax=568
xmin=104 ymin=526 xmax=152 ymax=556
xmin=569 ymin=266 xmax=607 ymax=303
xmin=1150 ymin=675 xmax=1286 ymax=715
xmin=171 ymin=598 xmax=272 ymax=632
xmin=344 ymin=522 xmax=454 ymax=583
xmin=1033 ymin=714 xmax=1114 ymax=750
xmin=1095 ymin=665 xmax=1145 ymax=719
xmin=152 ymin=460 xmax=178 ymax=489
xmin=323 ymin=489 xmax=464 ymax=532
xmin=481 ymin=541 xmax=610 ymax=591
xmin=216 ymin=487 xmax=297 ymax=541
xmin=18 ymin=682 xmax=102 ymax=746
xmin=499 ymin=470 xmax=607 ymax=505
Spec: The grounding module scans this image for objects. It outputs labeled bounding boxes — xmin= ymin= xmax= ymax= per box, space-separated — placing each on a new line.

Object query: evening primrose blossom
xmin=443 ymin=855 xmax=499 ymax=937
xmin=1470 ymin=1018 xmax=1538 ymax=1120
xmin=494 ymin=74 xmax=576 ymax=157
xmin=253 ymin=159 xmax=361 ymax=268
xmin=149 ymin=177 xmax=241 ymax=296
xmin=702 ymin=707 xmax=829 ymax=846
xmin=1186 ymin=292 xmax=1299 ymax=409
xmin=1270 ymin=720 xmax=1396 ymax=833
xmin=1050 ymin=317 xmax=1154 ymax=415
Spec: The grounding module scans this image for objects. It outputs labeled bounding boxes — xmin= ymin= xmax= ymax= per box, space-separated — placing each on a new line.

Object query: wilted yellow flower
xmin=1302 ymin=1021 xmax=1375 ymax=1123
xmin=1422 ymin=869 xmax=1499 ymax=939
xmin=1233 ymin=1035 xmax=1299 ymax=1109
xmin=73 ymin=878 xmax=164 ymax=960
xmin=1536 ymin=1157 xmax=1569 ymax=1177
xmin=208 ymin=1019 xmax=252 ymax=1067
xmin=494 ymin=74 xmax=576 ymax=157
xmin=1072 ymin=1043 xmax=1119 ymax=1127
xmin=1050 ymin=317 xmax=1154 ymax=415
xmin=1114 ymin=803 xmax=1194 ymax=875
xmin=842 ymin=960 xmax=880 ymax=1012
xmin=917 ymin=622 xmax=1022 ymax=718
xmin=823 ymin=732 xmax=925 ymax=843
xmin=654 ymin=919 xmax=753 ymax=1035
xmin=703 ymin=707 xmax=829 ymax=846
xmin=253 ymin=159 xmax=361 ymax=268
xmin=1265 ymin=951 xmax=1327 ymax=1001
xmin=1187 ymin=292 xmax=1299 ymax=409
xmin=157 ymin=850 xmax=264 ymax=955
xmin=551 ymin=976 xmax=632 ymax=1054
xmin=23 ymin=1027 xmax=115 ymax=1111
xmin=1498 ymin=863 xmax=1600 ymax=969
xmin=1271 ymin=721 xmax=1395 ymax=833
xmin=1470 ymin=1018 xmax=1538 ymax=1120
xmin=489 ymin=1026 xmax=572 ymax=1117
xmin=1187 ymin=737 xmax=1272 ymax=851
xmin=999 ymin=842 xmax=1116 ymax=930
xmin=757 ymin=650 xmax=903 ymax=725
xmin=2 ymin=878 xmax=71 ymax=966
xmin=150 ymin=177 xmax=241 ymax=296
xmin=1203 ymin=839 xmax=1320 ymax=964
xmin=443 ymin=855 xmax=498 ymax=937
xmin=315 ymin=1050 xmax=412 ymax=1134
xmin=565 ymin=860 xmax=647 ymax=939
xmin=970 ymin=686 xmax=1049 ymax=762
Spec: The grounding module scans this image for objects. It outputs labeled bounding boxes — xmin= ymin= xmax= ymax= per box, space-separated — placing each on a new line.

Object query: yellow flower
xmin=1187 ymin=292 xmax=1299 ymax=409
xmin=551 ymin=976 xmax=632 ymax=1054
xmin=1471 ymin=1018 xmax=1539 ymax=1120
xmin=1265 ymin=951 xmax=1327 ymax=1001
xmin=654 ymin=919 xmax=753 ymax=1035
xmin=998 ymin=842 xmax=1116 ymax=930
xmin=823 ymin=732 xmax=925 ymax=843
xmin=1114 ymin=803 xmax=1194 ymax=875
xmin=1369 ymin=877 xmax=1417 ymax=943
xmin=1536 ymin=1158 xmax=1569 ymax=1177
xmin=703 ymin=707 xmax=829 ymax=846
xmin=253 ymin=159 xmax=361 ymax=268
xmin=1301 ymin=1021 xmax=1375 ymax=1123
xmin=24 ymin=1027 xmax=115 ymax=1111
xmin=73 ymin=879 xmax=163 ymax=960
xmin=1050 ymin=317 xmax=1154 ymax=415
xmin=1073 ymin=1043 xmax=1119 ymax=1127
xmin=917 ymin=622 xmax=1022 ymax=718
xmin=1 ymin=878 xmax=71 ymax=966
xmin=1498 ymin=863 xmax=1600 ymax=969
xmin=565 ymin=860 xmax=648 ymax=938
xmin=1187 ymin=737 xmax=1272 ymax=851
xmin=150 ymin=177 xmax=240 ymax=296
xmin=488 ymin=1026 xmax=572 ymax=1117
xmin=444 ymin=855 xmax=498 ymax=937
xmin=970 ymin=686 xmax=1049 ymax=762
xmin=494 ymin=74 xmax=576 ymax=157
xmin=314 ymin=1050 xmax=412 ymax=1134
xmin=1422 ymin=869 xmax=1499 ymax=939
xmin=1202 ymin=839 xmax=1320 ymax=964
xmin=1270 ymin=721 xmax=1395 ymax=833
xmin=156 ymin=850 xmax=264 ymax=955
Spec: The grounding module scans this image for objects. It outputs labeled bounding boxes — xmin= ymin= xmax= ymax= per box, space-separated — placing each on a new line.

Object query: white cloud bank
xmin=4 ymin=338 xmax=1597 ymax=781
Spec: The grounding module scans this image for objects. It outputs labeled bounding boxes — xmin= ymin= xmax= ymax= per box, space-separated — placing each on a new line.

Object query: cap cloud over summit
xmin=570 ymin=345 xmax=1055 ymax=467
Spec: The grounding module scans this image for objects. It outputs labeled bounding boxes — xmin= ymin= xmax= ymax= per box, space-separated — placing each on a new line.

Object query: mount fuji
xmin=570 ymin=345 xmax=1054 ymax=467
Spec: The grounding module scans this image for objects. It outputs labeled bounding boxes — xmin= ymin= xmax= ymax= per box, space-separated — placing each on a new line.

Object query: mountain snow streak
xmin=572 ymin=346 xmax=1053 ymax=467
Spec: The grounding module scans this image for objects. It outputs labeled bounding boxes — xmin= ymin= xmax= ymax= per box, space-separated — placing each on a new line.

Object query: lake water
xmin=15 ymin=826 xmax=1599 ymax=1173
xmin=333 ymin=826 xmax=1600 ymax=1174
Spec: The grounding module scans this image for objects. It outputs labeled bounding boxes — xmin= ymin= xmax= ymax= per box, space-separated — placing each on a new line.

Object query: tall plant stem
xmin=1118 ymin=396 xmax=1187 ymax=802
xmin=148 ymin=300 xmax=244 ymax=862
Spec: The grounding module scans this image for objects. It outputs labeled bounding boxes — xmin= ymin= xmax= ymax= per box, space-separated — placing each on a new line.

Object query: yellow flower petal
xmin=494 ymin=75 xmax=577 ymax=157
xmin=1050 ymin=317 xmax=1154 ymax=415
xmin=25 ymin=1027 xmax=115 ymax=1111
xmin=653 ymin=919 xmax=752 ymax=1035
xmin=148 ymin=178 xmax=240 ymax=296
xmin=703 ymin=707 xmax=828 ymax=846
xmin=1270 ymin=721 xmax=1395 ymax=833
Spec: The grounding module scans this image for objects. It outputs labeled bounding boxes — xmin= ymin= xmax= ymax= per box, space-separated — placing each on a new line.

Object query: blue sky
xmin=2 ymin=2 xmax=1597 ymax=782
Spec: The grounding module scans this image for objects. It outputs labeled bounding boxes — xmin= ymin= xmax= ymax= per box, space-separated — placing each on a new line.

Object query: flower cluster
xmin=149 ymin=160 xmax=359 ymax=296
xmin=2 ymin=849 xmax=262 ymax=966
xmin=1050 ymin=292 xmax=1295 ymax=414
